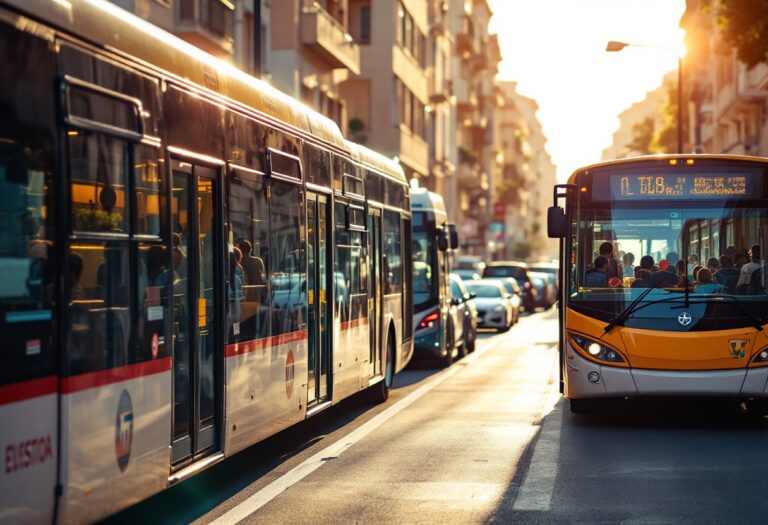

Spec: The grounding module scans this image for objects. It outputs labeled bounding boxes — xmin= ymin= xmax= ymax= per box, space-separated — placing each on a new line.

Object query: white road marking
xmin=210 ymin=335 xmax=504 ymax=525
xmin=512 ymin=405 xmax=563 ymax=511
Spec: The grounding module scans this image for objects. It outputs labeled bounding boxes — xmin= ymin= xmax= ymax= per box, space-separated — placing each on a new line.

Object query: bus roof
xmin=6 ymin=0 xmax=349 ymax=151
xmin=344 ymin=140 xmax=408 ymax=185
xmin=410 ymin=188 xmax=447 ymax=217
xmin=567 ymin=154 xmax=768 ymax=184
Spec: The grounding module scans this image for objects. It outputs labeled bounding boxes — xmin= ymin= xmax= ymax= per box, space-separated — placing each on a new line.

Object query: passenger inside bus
xmin=584 ymin=256 xmax=609 ymax=287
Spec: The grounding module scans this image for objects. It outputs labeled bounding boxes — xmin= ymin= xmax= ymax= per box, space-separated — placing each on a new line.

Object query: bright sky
xmin=488 ymin=0 xmax=686 ymax=181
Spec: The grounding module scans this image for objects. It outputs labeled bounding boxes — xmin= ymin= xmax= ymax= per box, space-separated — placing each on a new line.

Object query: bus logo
xmin=115 ymin=389 xmax=134 ymax=473
xmin=729 ymin=339 xmax=747 ymax=358
xmin=677 ymin=312 xmax=692 ymax=326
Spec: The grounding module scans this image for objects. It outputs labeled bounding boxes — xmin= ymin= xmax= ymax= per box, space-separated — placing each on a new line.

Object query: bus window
xmin=69 ymin=133 xmax=129 ymax=233
xmin=134 ymin=145 xmax=165 ymax=237
xmin=67 ymin=242 xmax=131 ymax=374
xmin=383 ymin=210 xmax=402 ymax=294
xmin=229 ymin=171 xmax=271 ymax=342
xmin=270 ymin=180 xmax=305 ymax=336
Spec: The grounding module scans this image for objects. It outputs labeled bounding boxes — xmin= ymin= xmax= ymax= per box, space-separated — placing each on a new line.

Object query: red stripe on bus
xmin=225 ymin=330 xmax=308 ymax=358
xmin=341 ymin=317 xmax=369 ymax=331
xmin=0 ymin=375 xmax=58 ymax=406
xmin=61 ymin=357 xmax=172 ymax=394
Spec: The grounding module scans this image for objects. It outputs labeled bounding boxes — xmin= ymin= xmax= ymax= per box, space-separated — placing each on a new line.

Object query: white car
xmin=463 ymin=279 xmax=514 ymax=332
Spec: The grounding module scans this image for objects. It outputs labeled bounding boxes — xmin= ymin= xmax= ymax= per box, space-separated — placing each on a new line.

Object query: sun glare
xmin=489 ymin=0 xmax=686 ymax=181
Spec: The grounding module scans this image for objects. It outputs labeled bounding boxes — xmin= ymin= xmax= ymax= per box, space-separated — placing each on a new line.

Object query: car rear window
xmin=484 ymin=266 xmax=525 ymax=280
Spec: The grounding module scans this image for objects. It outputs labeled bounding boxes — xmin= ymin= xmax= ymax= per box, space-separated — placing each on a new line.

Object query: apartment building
xmin=268 ymin=0 xmax=361 ymax=134
xmin=109 ymin=0 xmax=262 ymax=73
xmin=498 ymin=82 xmax=557 ymax=260
xmin=681 ymin=0 xmax=768 ymax=155
xmin=450 ymin=0 xmax=502 ymax=257
xmin=339 ymin=0 xmax=430 ymax=182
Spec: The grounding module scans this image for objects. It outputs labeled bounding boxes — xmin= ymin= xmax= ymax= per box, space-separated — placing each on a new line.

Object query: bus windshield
xmin=569 ymin=204 xmax=768 ymax=331
xmin=412 ymin=211 xmax=438 ymax=310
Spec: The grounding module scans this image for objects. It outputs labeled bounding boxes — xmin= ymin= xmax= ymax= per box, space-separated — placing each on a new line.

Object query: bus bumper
xmin=565 ymin=342 xmax=768 ymax=398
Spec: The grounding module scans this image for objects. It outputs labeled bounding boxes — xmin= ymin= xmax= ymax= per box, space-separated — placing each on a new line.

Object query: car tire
xmin=498 ymin=314 xmax=510 ymax=333
xmin=467 ymin=330 xmax=476 ymax=353
xmin=441 ymin=324 xmax=454 ymax=368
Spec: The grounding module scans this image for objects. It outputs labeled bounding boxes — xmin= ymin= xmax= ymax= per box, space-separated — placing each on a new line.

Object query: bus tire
xmin=569 ymin=398 xmax=597 ymax=414
xmin=369 ymin=333 xmax=395 ymax=404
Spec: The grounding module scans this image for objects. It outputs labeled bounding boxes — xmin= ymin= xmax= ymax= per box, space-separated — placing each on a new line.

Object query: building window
xmin=360 ymin=5 xmax=371 ymax=44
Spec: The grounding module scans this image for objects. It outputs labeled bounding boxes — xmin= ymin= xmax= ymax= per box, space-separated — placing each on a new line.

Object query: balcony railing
xmin=301 ymin=1 xmax=360 ymax=75
xmin=177 ymin=0 xmax=234 ymax=55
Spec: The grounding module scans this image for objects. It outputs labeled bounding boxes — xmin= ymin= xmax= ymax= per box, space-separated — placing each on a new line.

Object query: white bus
xmin=0 ymin=1 xmax=413 ymax=522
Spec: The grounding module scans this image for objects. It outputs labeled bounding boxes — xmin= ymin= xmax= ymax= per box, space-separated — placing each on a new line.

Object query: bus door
xmin=367 ymin=208 xmax=383 ymax=377
xmin=306 ymin=192 xmax=331 ymax=405
xmin=170 ymin=158 xmax=223 ymax=465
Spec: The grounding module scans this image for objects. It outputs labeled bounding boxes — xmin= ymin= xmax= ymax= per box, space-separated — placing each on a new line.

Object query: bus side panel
xmin=0 ymin=393 xmax=57 ymax=525
xmin=223 ymin=334 xmax=307 ymax=456
xmin=58 ymin=370 xmax=171 ymax=525
xmin=384 ymin=295 xmax=404 ymax=371
xmin=0 ymin=12 xmax=60 ymax=525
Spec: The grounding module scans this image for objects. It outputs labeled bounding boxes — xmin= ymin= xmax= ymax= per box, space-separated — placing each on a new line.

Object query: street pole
xmin=677 ymin=56 xmax=683 ymax=154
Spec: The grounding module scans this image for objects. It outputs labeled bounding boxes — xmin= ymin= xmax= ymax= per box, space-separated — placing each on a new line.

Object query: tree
xmin=627 ymin=116 xmax=656 ymax=155
xmin=706 ymin=0 xmax=768 ymax=69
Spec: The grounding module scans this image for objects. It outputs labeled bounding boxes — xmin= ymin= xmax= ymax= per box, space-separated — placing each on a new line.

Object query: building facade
xmin=681 ymin=0 xmax=768 ymax=156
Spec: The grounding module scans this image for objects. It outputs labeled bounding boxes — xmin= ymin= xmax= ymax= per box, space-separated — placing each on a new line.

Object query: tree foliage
xmin=706 ymin=0 xmax=768 ymax=69
xmin=627 ymin=116 xmax=655 ymax=155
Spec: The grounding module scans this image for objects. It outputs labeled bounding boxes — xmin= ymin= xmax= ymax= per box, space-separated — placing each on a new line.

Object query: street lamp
xmin=606 ymin=40 xmax=684 ymax=154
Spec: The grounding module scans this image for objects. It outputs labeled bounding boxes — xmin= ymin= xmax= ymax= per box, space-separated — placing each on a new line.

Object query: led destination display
xmin=608 ymin=173 xmax=762 ymax=200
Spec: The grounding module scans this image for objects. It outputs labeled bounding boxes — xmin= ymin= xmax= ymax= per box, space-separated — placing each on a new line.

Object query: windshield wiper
xmin=603 ymin=285 xmax=658 ymax=334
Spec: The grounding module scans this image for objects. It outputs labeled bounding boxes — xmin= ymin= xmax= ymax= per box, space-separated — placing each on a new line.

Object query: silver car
xmin=464 ymin=279 xmax=514 ymax=332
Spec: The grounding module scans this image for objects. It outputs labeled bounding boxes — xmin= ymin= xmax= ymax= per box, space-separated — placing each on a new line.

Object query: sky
xmin=488 ymin=0 xmax=686 ymax=181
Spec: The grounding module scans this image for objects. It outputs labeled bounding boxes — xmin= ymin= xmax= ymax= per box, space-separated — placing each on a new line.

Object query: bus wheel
xmin=569 ymin=398 xmax=597 ymax=414
xmin=369 ymin=335 xmax=395 ymax=404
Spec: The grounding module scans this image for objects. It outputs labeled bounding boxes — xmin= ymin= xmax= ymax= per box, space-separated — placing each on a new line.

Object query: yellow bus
xmin=548 ymin=155 xmax=768 ymax=414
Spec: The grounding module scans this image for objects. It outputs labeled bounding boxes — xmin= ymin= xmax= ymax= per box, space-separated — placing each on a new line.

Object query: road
xmin=104 ymin=309 xmax=768 ymax=524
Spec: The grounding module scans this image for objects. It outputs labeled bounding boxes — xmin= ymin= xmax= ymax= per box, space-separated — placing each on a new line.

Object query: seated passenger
xmin=649 ymin=254 xmax=678 ymax=287
xmin=694 ymin=268 xmax=725 ymax=294
xmin=715 ymin=256 xmax=740 ymax=285
xmin=631 ymin=269 xmax=653 ymax=288
xmin=584 ymin=256 xmax=609 ymax=287
xmin=707 ymin=257 xmax=720 ymax=272
xmin=638 ymin=255 xmax=655 ymax=271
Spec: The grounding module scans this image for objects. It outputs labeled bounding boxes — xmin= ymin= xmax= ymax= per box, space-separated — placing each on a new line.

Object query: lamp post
xmin=606 ymin=40 xmax=683 ymax=154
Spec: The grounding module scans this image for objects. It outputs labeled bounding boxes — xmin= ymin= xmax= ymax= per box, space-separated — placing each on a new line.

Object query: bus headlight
xmin=753 ymin=348 xmax=768 ymax=363
xmin=569 ymin=333 xmax=625 ymax=363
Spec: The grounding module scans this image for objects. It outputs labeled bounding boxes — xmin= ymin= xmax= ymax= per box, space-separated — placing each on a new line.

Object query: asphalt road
xmin=103 ymin=308 xmax=768 ymax=525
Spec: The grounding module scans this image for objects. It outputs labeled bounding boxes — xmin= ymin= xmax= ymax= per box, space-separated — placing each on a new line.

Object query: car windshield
xmin=412 ymin=211 xmax=438 ymax=309
xmin=569 ymin=204 xmax=768 ymax=330
xmin=467 ymin=283 xmax=502 ymax=298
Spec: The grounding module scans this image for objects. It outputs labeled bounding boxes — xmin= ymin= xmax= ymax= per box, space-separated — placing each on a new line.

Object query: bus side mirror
xmin=447 ymin=223 xmax=459 ymax=250
xmin=547 ymin=206 xmax=567 ymax=238
xmin=437 ymin=229 xmax=449 ymax=251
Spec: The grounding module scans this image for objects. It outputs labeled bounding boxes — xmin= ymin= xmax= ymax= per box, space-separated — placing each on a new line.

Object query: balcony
xmin=177 ymin=0 xmax=234 ymax=57
xmin=301 ymin=1 xmax=360 ymax=75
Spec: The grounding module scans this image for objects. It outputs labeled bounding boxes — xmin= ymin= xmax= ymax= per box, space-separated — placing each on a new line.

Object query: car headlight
xmin=569 ymin=332 xmax=625 ymax=363
xmin=493 ymin=305 xmax=504 ymax=312
xmin=753 ymin=347 xmax=768 ymax=363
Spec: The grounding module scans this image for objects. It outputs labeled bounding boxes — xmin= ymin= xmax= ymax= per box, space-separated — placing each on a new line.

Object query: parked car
xmin=453 ymin=269 xmax=481 ymax=281
xmin=482 ymin=261 xmax=537 ymax=312
xmin=464 ymin=279 xmax=514 ymax=332
xmin=528 ymin=271 xmax=556 ymax=309
xmin=528 ymin=262 xmax=559 ymax=295
xmin=450 ymin=273 xmax=478 ymax=354
xmin=498 ymin=277 xmax=522 ymax=325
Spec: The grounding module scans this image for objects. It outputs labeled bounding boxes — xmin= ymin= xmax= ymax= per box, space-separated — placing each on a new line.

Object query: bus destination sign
xmin=609 ymin=173 xmax=761 ymax=200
